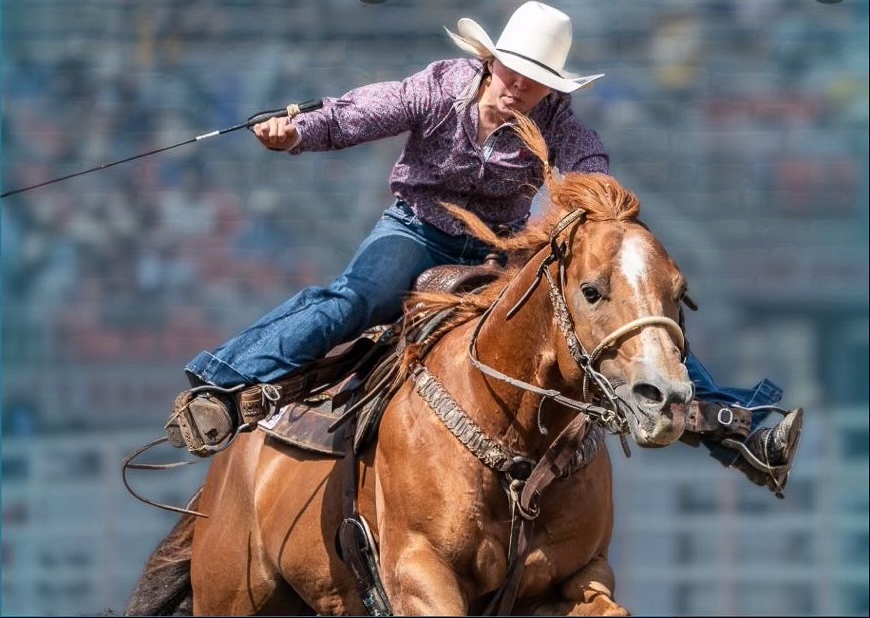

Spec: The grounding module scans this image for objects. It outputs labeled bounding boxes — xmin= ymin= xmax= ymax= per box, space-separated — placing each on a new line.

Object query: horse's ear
xmin=634 ymin=218 xmax=652 ymax=232
xmin=682 ymin=293 xmax=698 ymax=311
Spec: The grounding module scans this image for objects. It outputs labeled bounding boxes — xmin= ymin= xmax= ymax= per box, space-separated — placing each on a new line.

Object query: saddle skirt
xmin=258 ymin=390 xmax=351 ymax=458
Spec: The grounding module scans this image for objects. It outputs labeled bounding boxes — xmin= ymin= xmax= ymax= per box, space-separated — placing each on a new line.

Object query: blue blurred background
xmin=1 ymin=1 xmax=867 ymax=615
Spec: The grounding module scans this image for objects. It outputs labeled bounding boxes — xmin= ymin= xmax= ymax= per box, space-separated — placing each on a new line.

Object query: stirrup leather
xmin=239 ymin=383 xmax=281 ymax=424
xmin=685 ymin=400 xmax=753 ymax=439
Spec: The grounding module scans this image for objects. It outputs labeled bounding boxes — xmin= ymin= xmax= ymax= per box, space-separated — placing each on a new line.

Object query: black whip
xmin=0 ymin=98 xmax=324 ymax=199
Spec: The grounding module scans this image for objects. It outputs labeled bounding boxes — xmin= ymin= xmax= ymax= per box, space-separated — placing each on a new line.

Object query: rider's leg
xmin=166 ymin=202 xmax=497 ymax=455
xmin=680 ymin=352 xmax=804 ymax=498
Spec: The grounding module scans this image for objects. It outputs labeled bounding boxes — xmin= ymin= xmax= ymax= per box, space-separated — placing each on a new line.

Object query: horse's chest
xmin=548 ymin=521 xmax=597 ymax=566
xmin=472 ymin=511 xmax=600 ymax=600
xmin=516 ymin=512 xmax=605 ymax=586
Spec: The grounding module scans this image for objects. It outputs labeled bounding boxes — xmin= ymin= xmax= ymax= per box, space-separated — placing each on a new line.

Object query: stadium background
xmin=1 ymin=0 xmax=867 ymax=615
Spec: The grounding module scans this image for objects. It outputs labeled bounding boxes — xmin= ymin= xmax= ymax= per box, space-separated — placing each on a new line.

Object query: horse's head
xmin=518 ymin=118 xmax=694 ymax=446
xmin=510 ymin=117 xmax=693 ymax=446
xmin=554 ymin=206 xmax=693 ymax=447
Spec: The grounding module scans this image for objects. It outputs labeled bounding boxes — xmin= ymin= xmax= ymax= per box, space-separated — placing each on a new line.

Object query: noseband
xmin=468 ymin=208 xmax=686 ymax=436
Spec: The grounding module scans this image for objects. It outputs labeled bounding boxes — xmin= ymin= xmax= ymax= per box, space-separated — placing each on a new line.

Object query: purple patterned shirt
xmin=292 ymin=58 xmax=609 ymax=235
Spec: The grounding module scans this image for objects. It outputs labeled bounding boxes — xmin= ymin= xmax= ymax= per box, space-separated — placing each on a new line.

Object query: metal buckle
xmin=260 ymin=383 xmax=282 ymax=417
xmin=717 ymin=407 xmax=734 ymax=427
xmin=506 ymin=456 xmax=535 ymax=483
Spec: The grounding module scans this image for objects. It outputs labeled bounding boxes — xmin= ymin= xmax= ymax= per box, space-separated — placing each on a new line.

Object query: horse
xmin=125 ymin=119 xmax=694 ymax=616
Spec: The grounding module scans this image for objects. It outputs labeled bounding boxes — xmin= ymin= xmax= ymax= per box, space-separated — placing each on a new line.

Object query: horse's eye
xmin=581 ymin=284 xmax=601 ymax=303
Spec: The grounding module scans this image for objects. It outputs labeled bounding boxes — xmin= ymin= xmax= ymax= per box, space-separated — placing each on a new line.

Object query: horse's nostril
xmin=633 ymin=382 xmax=664 ymax=405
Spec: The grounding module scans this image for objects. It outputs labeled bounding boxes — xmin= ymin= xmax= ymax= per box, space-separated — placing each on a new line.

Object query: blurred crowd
xmin=2 ymin=0 xmax=866 ymax=366
xmin=2 ymin=8 xmax=866 ymax=618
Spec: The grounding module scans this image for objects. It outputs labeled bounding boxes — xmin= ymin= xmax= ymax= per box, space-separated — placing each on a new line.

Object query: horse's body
xmin=126 ymin=124 xmax=694 ymax=617
xmin=191 ymin=414 xmax=616 ymax=616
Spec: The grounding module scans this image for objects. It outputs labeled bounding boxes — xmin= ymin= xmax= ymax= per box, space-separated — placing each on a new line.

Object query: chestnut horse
xmin=126 ymin=123 xmax=694 ymax=617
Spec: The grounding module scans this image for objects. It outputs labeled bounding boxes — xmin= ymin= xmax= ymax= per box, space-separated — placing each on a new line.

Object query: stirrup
xmin=165 ymin=384 xmax=248 ymax=458
xmin=720 ymin=437 xmax=791 ymax=499
xmin=721 ymin=408 xmax=803 ymax=499
xmin=720 ymin=437 xmax=791 ymax=476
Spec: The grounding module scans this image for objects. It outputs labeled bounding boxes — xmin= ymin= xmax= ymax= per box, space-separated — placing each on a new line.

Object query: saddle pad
xmin=258 ymin=399 xmax=346 ymax=458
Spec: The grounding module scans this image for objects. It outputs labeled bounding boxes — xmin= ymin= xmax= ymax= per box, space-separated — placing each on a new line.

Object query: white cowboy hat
xmin=445 ymin=1 xmax=604 ymax=94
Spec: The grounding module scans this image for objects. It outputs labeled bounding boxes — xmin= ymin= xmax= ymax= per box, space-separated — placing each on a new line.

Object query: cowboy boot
xmin=164 ymin=375 xmax=240 ymax=457
xmin=721 ymin=407 xmax=804 ymax=499
xmin=680 ymin=401 xmax=804 ymax=499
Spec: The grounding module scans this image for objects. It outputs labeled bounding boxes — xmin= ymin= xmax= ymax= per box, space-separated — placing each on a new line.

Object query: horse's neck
xmin=462 ymin=249 xmax=577 ymax=453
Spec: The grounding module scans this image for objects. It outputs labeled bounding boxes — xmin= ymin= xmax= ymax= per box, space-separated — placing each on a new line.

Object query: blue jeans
xmin=186 ymin=202 xmax=498 ymax=386
xmin=685 ymin=351 xmax=784 ymax=465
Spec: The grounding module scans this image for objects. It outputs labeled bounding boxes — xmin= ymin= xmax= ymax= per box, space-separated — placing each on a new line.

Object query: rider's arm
xmin=281 ymin=60 xmax=464 ymax=154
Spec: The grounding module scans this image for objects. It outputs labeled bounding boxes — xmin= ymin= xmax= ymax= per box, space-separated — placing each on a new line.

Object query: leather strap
xmin=238 ymin=337 xmax=380 ymax=424
xmin=518 ymin=413 xmax=591 ymax=518
xmin=488 ymin=413 xmax=591 ymax=615
xmin=685 ymin=400 xmax=752 ymax=439
xmin=337 ymin=412 xmax=393 ymax=615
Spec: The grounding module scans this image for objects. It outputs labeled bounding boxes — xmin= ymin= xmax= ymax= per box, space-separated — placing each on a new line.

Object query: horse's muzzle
xmin=615 ymin=377 xmax=693 ymax=447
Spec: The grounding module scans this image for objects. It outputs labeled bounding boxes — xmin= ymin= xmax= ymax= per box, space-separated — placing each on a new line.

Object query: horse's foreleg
xmin=521 ymin=556 xmax=630 ymax=617
xmin=381 ymin=543 xmax=469 ymax=616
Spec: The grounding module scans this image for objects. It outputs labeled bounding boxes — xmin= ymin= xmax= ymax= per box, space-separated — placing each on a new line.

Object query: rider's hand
xmin=253 ymin=116 xmax=300 ymax=151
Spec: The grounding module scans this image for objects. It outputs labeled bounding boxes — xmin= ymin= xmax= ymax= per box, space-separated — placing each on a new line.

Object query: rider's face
xmin=486 ymin=59 xmax=553 ymax=118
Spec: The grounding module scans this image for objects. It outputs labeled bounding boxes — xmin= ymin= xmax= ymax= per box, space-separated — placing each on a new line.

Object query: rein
xmin=122 ymin=437 xmax=209 ymax=518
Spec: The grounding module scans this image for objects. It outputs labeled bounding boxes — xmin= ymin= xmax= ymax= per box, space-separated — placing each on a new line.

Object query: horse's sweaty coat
xmin=126 ymin=118 xmax=694 ymax=617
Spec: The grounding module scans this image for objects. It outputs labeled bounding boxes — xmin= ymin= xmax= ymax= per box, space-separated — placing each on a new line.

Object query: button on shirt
xmin=292 ymin=58 xmax=609 ymax=236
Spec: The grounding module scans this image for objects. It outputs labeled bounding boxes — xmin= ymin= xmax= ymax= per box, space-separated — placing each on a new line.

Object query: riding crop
xmin=0 ymin=98 xmax=323 ymax=199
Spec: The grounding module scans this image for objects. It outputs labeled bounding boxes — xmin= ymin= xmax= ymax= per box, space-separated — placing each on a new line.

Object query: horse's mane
xmin=398 ymin=115 xmax=642 ymax=372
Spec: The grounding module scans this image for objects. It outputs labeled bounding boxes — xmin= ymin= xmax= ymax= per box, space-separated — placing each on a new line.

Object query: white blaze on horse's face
xmin=619 ymin=234 xmax=660 ymax=364
xmin=612 ymin=229 xmax=692 ymax=446
xmin=619 ymin=234 xmax=648 ymax=294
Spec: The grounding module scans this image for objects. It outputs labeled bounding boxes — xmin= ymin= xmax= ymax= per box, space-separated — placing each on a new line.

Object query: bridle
xmin=468 ymin=208 xmax=686 ymax=438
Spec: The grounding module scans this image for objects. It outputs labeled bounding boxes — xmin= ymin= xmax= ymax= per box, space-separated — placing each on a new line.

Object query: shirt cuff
xmin=285 ymin=130 xmax=303 ymax=153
